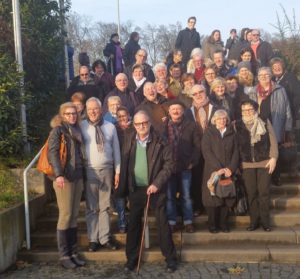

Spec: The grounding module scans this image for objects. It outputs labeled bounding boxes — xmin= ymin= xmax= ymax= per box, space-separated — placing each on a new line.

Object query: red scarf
xmin=257 ymin=81 xmax=274 ymax=100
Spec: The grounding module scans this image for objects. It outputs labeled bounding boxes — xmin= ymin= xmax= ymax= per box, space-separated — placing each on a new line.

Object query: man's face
xmin=226 ymin=79 xmax=238 ymax=93
xmin=134 ymin=114 xmax=150 ymax=138
xmin=115 ymin=74 xmax=128 ymax=91
xmin=271 ymin=62 xmax=283 ymax=78
xmin=79 ymin=67 xmax=90 ymax=83
xmin=95 ymin=64 xmax=104 ymax=75
xmin=108 ymin=100 xmax=121 ymax=114
xmin=251 ymin=31 xmax=260 ymax=43
xmin=192 ymin=89 xmax=207 ymax=104
xmin=170 ymin=68 xmax=181 ymax=79
xmin=187 ymin=19 xmax=196 ymax=30
xmin=135 ymin=51 xmax=147 ymax=64
xmin=213 ymin=53 xmax=224 ymax=67
xmin=144 ymin=83 xmax=157 ymax=102
xmin=169 ymin=104 xmax=184 ymax=122
xmin=86 ymin=100 xmax=101 ymax=123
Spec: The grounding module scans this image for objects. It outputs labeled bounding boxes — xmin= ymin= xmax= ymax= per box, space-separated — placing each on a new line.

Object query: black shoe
xmin=71 ymin=254 xmax=86 ymax=267
xmin=263 ymin=226 xmax=272 ymax=232
xmin=247 ymin=225 xmax=259 ymax=231
xmin=124 ymin=261 xmax=136 ymax=272
xmin=166 ymin=262 xmax=177 ymax=273
xmin=102 ymin=239 xmax=119 ymax=250
xmin=88 ymin=242 xmax=100 ymax=252
xmin=209 ymin=227 xmax=218 ymax=234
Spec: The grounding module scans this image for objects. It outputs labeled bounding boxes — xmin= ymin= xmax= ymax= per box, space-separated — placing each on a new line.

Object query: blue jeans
xmin=115 ymin=197 xmax=127 ymax=229
xmin=167 ymin=170 xmax=193 ymax=225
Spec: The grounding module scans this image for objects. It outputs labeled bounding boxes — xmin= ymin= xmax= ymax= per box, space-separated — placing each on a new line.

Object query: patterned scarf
xmin=243 ymin=113 xmax=267 ymax=145
xmin=87 ymin=117 xmax=105 ymax=153
xmin=257 ymin=81 xmax=274 ymax=100
xmin=193 ymin=97 xmax=209 ymax=130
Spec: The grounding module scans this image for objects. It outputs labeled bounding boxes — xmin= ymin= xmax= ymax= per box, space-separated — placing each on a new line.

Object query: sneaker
xmin=102 ymin=239 xmax=119 ymax=250
xmin=88 ymin=242 xmax=100 ymax=252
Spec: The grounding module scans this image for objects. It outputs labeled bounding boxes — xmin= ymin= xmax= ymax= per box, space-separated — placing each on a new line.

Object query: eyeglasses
xmin=242 ymin=108 xmax=254 ymax=113
xmin=258 ymin=74 xmax=270 ymax=77
xmin=64 ymin=112 xmax=77 ymax=116
xmin=192 ymin=90 xmax=205 ymax=96
xmin=205 ymin=72 xmax=215 ymax=76
xmin=80 ymin=73 xmax=89 ymax=77
xmin=134 ymin=121 xmax=149 ymax=128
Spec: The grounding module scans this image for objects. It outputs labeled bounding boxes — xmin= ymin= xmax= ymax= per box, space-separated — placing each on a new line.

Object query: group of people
xmin=48 ymin=16 xmax=300 ymax=273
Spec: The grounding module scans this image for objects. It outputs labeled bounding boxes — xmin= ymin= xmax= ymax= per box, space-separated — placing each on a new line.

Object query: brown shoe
xmin=185 ymin=224 xmax=195 ymax=233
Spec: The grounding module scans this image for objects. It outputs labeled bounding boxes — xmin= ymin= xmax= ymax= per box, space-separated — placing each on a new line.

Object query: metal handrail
xmin=23 ymin=148 xmax=43 ymax=250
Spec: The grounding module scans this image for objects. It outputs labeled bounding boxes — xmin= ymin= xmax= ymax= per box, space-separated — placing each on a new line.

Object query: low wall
xmin=0 ymin=194 xmax=46 ymax=273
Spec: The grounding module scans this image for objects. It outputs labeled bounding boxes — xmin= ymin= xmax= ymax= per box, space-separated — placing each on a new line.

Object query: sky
xmin=70 ymin=0 xmax=300 ymax=38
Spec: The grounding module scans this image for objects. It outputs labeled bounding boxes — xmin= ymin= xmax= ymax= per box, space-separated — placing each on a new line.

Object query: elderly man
xmin=80 ymin=97 xmax=121 ymax=252
xmin=124 ymin=48 xmax=155 ymax=82
xmin=166 ymin=100 xmax=201 ymax=233
xmin=118 ymin=110 xmax=177 ymax=273
xmin=175 ymin=16 xmax=201 ymax=66
xmin=136 ymin=82 xmax=169 ymax=135
xmin=103 ymin=73 xmax=142 ymax=116
xmin=67 ymin=65 xmax=106 ymax=102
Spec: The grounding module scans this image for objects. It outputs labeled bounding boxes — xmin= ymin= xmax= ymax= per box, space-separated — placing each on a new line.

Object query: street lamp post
xmin=12 ymin=0 xmax=30 ymax=154
xmin=117 ymin=0 xmax=121 ymax=38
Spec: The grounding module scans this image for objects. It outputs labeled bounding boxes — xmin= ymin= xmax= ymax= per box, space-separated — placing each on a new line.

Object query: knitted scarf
xmin=256 ymin=81 xmax=274 ymax=100
xmin=242 ymin=113 xmax=267 ymax=145
xmin=87 ymin=117 xmax=105 ymax=152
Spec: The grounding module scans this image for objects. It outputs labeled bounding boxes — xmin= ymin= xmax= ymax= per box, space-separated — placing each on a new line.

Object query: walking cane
xmin=136 ymin=193 xmax=151 ymax=275
xmin=110 ymin=58 xmax=114 ymax=76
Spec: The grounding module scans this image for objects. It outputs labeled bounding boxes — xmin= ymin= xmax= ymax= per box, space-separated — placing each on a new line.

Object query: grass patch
xmin=0 ymin=169 xmax=24 ymax=210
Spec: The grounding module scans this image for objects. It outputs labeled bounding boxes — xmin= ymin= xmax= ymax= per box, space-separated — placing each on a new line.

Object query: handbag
xmin=37 ymin=134 xmax=67 ymax=176
xmin=215 ymin=176 xmax=236 ymax=198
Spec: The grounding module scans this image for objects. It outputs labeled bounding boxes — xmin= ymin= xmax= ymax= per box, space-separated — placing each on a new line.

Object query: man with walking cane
xmin=116 ymin=110 xmax=177 ymax=273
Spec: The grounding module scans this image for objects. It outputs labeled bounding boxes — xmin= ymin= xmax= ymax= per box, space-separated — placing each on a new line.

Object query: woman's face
xmin=213 ymin=31 xmax=220 ymax=42
xmin=132 ymin=68 xmax=144 ymax=81
xmin=215 ymin=114 xmax=227 ymax=130
xmin=117 ymin=110 xmax=129 ymax=128
xmin=108 ymin=100 xmax=121 ymax=114
xmin=258 ymin=70 xmax=271 ymax=84
xmin=239 ymin=67 xmax=250 ymax=79
xmin=183 ymin=78 xmax=195 ymax=90
xmin=271 ymin=62 xmax=283 ymax=78
xmin=95 ymin=64 xmax=104 ymax=75
xmin=241 ymin=51 xmax=252 ymax=62
xmin=205 ymin=69 xmax=216 ymax=83
xmin=73 ymin=101 xmax=84 ymax=114
xmin=173 ymin=51 xmax=183 ymax=62
xmin=213 ymin=84 xmax=226 ymax=97
xmin=155 ymin=81 xmax=166 ymax=94
xmin=241 ymin=104 xmax=255 ymax=121
xmin=63 ymin=107 xmax=77 ymax=125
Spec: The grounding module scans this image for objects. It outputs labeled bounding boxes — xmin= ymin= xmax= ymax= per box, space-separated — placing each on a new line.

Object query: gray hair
xmin=191 ymin=84 xmax=206 ymax=94
xmin=86 ymin=97 xmax=102 ymax=108
xmin=153 ymin=63 xmax=167 ymax=73
xmin=190 ymin=48 xmax=203 ymax=59
xmin=211 ymin=109 xmax=230 ymax=125
xmin=107 ymin=96 xmax=121 ymax=105
xmin=133 ymin=110 xmax=150 ymax=122
xmin=258 ymin=67 xmax=272 ymax=77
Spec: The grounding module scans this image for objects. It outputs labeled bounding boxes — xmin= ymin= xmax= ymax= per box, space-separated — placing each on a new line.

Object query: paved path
xmin=2 ymin=261 xmax=300 ymax=279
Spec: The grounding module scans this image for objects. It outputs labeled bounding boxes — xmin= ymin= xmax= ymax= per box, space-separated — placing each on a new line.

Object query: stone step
xmin=270 ymin=195 xmax=300 ymax=209
xmin=43 ymin=183 xmax=300 ymax=217
xmin=18 ymin=243 xmax=300 ymax=263
xmin=35 ymin=210 xmax=300 ymax=231
xmin=30 ymin=227 xmax=300 ymax=248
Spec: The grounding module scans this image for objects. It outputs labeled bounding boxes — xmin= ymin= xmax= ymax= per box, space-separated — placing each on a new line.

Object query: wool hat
xmin=167 ymin=99 xmax=185 ymax=108
xmin=237 ymin=61 xmax=251 ymax=73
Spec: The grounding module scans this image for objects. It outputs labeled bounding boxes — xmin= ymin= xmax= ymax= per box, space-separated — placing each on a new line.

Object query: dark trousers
xmin=126 ymin=188 xmax=177 ymax=265
xmin=206 ymin=206 xmax=229 ymax=230
xmin=191 ymin=157 xmax=204 ymax=212
xmin=243 ymin=168 xmax=271 ymax=227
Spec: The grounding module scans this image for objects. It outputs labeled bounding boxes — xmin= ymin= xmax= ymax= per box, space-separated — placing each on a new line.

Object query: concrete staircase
xmin=18 ymin=179 xmax=300 ymax=263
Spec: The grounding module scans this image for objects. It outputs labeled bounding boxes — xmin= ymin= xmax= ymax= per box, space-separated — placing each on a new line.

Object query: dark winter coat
xmin=48 ymin=119 xmax=84 ymax=182
xmin=165 ymin=116 xmax=201 ymax=172
xmin=123 ymin=39 xmax=141 ymax=67
xmin=235 ymin=120 xmax=270 ymax=162
xmin=118 ymin=128 xmax=174 ymax=196
xmin=135 ymin=95 xmax=169 ymax=136
xmin=175 ymin=28 xmax=201 ymax=64
xmin=201 ymin=124 xmax=239 ymax=207
xmin=103 ymin=41 xmax=123 ymax=75
xmin=67 ymin=76 xmax=106 ymax=103
xmin=255 ymin=40 xmax=274 ymax=67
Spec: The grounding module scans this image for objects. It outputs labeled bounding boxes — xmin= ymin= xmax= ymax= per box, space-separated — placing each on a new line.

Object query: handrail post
xmin=23 ymin=149 xmax=43 ymax=250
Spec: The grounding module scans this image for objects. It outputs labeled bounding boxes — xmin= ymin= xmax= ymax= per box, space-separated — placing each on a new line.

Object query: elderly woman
xmin=153 ymin=62 xmax=168 ymax=81
xmin=186 ymin=48 xmax=205 ymax=83
xmin=48 ymin=102 xmax=85 ymax=268
xmin=154 ymin=79 xmax=175 ymax=100
xmin=210 ymin=77 xmax=235 ymax=120
xmin=248 ymin=67 xmax=293 ymax=186
xmin=201 ymin=109 xmax=239 ymax=233
xmin=128 ymin=64 xmax=147 ymax=100
xmin=235 ymin=100 xmax=278 ymax=231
